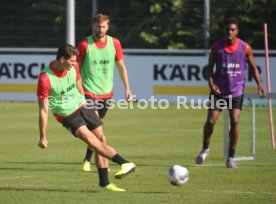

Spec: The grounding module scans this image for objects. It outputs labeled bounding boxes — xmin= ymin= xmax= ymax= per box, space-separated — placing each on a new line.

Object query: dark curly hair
xmin=56 ymin=44 xmax=79 ymax=60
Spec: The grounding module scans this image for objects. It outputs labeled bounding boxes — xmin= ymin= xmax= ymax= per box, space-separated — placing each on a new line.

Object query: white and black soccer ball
xmin=168 ymin=164 xmax=189 ymax=186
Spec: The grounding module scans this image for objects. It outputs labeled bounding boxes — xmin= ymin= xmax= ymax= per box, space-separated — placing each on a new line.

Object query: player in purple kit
xmin=195 ymin=18 xmax=266 ymax=168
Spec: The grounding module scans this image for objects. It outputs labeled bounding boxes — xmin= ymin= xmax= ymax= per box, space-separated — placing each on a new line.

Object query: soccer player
xmin=37 ymin=44 xmax=135 ymax=192
xmin=77 ymin=13 xmax=132 ymax=172
xmin=195 ymin=18 xmax=266 ymax=168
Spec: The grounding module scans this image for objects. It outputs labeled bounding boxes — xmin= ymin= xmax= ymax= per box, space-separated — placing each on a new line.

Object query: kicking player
xmin=37 ymin=44 xmax=135 ymax=192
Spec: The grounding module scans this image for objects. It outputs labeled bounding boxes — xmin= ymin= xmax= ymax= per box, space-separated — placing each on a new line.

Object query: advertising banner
xmin=0 ymin=53 xmax=275 ymax=103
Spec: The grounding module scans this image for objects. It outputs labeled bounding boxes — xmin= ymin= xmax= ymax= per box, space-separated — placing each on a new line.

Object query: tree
xmin=0 ymin=0 xmax=275 ymax=49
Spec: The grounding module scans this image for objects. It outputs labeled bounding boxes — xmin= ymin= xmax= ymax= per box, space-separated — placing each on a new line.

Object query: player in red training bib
xmin=77 ymin=14 xmax=132 ymax=172
xmin=37 ymin=44 xmax=135 ymax=192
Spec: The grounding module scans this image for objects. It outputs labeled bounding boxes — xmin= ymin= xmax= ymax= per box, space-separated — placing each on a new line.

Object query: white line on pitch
xmin=0 ymin=176 xmax=33 ymax=180
xmin=201 ymin=189 xmax=276 ymax=195
xmin=195 ymin=163 xmax=225 ymax=167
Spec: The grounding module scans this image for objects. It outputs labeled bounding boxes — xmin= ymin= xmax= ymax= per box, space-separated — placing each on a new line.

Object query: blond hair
xmin=93 ymin=13 xmax=110 ymax=25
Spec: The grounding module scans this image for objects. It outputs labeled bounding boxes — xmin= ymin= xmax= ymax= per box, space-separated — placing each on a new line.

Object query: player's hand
xmin=38 ymin=138 xmax=48 ymax=149
xmin=258 ymin=87 xmax=266 ymax=98
xmin=126 ymin=94 xmax=133 ymax=102
xmin=125 ymin=90 xmax=132 ymax=102
xmin=211 ymin=84 xmax=221 ymax=95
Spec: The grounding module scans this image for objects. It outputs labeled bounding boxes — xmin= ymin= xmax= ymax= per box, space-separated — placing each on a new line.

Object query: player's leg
xmin=83 ymin=147 xmax=93 ymax=171
xmin=63 ymin=107 xmax=135 ymax=180
xmin=229 ymin=109 xmax=241 ymax=152
xmin=226 ymin=108 xmax=241 ymax=168
xmin=93 ymin=133 xmax=125 ymax=192
xmin=82 ymin=97 xmax=98 ymax=171
xmin=77 ymin=126 xmax=117 ymax=158
xmin=203 ymin=109 xmax=221 ymax=147
xmin=226 ymin=95 xmax=243 ymax=168
xmin=86 ymin=98 xmax=110 ymax=166
xmin=82 ymin=107 xmax=135 ymax=178
xmin=97 ymin=98 xmax=110 ymax=119
xmin=63 ymin=107 xmax=115 ymax=159
xmin=61 ymin=108 xmax=130 ymax=192
xmin=95 ymin=146 xmax=125 ymax=191
xmin=82 ymin=97 xmax=109 ymax=171
xmin=196 ymin=108 xmax=220 ymax=165
xmin=91 ymin=126 xmax=136 ymax=179
xmin=95 ymin=154 xmax=125 ymax=192
xmin=227 ymin=107 xmax=241 ymax=168
xmin=78 ymin=126 xmax=135 ymax=180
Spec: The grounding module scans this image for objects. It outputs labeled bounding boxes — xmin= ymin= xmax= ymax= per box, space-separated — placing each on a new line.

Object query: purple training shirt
xmin=213 ymin=38 xmax=247 ymax=98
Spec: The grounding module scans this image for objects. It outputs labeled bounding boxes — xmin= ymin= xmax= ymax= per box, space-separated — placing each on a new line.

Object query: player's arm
xmin=37 ymin=73 xmax=50 ymax=148
xmin=114 ymin=38 xmax=132 ymax=101
xmin=116 ymin=59 xmax=132 ymax=101
xmin=76 ymin=39 xmax=88 ymax=69
xmin=38 ymin=98 xmax=49 ymax=148
xmin=77 ymin=79 xmax=84 ymax=95
xmin=206 ymin=45 xmax=221 ymax=94
xmin=74 ymin=64 xmax=84 ymax=95
xmin=246 ymin=45 xmax=266 ymax=97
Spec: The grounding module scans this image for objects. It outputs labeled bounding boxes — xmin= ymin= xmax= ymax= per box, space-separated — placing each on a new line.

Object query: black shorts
xmin=62 ymin=106 xmax=103 ymax=137
xmin=208 ymin=94 xmax=244 ymax=111
xmin=85 ymin=95 xmax=111 ymax=119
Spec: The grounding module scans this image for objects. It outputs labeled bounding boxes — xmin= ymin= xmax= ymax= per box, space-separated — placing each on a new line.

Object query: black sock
xmin=84 ymin=147 xmax=93 ymax=162
xmin=111 ymin=154 xmax=129 ymax=165
xmin=203 ymin=142 xmax=209 ymax=150
xmin=228 ymin=148 xmax=236 ymax=158
xmin=98 ymin=168 xmax=109 ymax=187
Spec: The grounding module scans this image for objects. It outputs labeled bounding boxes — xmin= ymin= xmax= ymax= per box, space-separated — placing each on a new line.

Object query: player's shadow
xmin=0 ymin=186 xmax=98 ymax=193
xmin=4 ymin=161 xmax=80 ymax=165
xmin=0 ymin=167 xmax=24 ymax=171
xmin=0 ymin=186 xmax=168 ymax=194
xmin=0 ymin=161 xmax=86 ymax=172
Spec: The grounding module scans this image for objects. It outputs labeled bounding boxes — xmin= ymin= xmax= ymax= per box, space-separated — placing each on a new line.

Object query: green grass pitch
xmin=0 ymin=101 xmax=275 ymax=203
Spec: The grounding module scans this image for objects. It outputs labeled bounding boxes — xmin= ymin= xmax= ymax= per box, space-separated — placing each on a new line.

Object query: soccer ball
xmin=168 ymin=164 xmax=189 ymax=186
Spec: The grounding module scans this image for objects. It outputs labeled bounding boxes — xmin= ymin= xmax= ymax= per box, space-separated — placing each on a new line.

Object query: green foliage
xmin=0 ymin=0 xmax=276 ymax=49
xmin=98 ymin=0 xmax=276 ymax=49
xmin=140 ymin=32 xmax=159 ymax=46
xmin=208 ymin=0 xmax=276 ymax=48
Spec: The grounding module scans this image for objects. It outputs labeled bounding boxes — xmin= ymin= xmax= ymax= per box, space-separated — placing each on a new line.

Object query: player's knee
xmin=97 ymin=133 xmax=106 ymax=143
xmin=76 ymin=131 xmax=87 ymax=140
xmin=75 ymin=128 xmax=91 ymax=141
xmin=91 ymin=127 xmax=106 ymax=143
xmin=205 ymin=120 xmax=215 ymax=127
xmin=230 ymin=119 xmax=239 ymax=129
